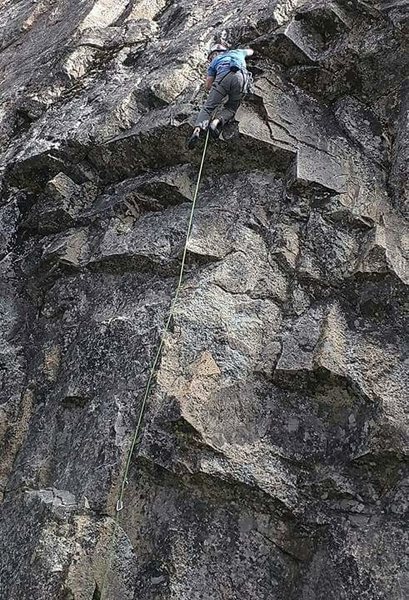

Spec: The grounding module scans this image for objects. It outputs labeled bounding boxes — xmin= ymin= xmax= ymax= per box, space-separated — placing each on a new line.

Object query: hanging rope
xmin=100 ymin=129 xmax=211 ymax=598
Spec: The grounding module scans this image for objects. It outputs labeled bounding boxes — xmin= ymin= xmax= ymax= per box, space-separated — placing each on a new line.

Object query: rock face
xmin=0 ymin=0 xmax=408 ymax=598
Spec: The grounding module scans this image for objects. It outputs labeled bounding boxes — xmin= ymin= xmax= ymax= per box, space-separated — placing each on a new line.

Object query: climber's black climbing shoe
xmin=209 ymin=120 xmax=223 ymax=139
xmin=187 ymin=128 xmax=201 ymax=149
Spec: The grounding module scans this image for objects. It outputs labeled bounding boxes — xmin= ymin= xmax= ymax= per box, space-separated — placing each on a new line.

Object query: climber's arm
xmin=205 ymin=75 xmax=215 ymax=90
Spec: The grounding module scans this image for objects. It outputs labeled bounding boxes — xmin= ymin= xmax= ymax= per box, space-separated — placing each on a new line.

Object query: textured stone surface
xmin=0 ymin=1 xmax=408 ymax=599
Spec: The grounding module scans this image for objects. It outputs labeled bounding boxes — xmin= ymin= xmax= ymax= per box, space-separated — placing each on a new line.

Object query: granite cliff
xmin=0 ymin=0 xmax=408 ymax=598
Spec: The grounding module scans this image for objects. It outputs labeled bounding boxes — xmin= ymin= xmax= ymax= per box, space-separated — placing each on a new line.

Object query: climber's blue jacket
xmin=207 ymin=49 xmax=252 ymax=78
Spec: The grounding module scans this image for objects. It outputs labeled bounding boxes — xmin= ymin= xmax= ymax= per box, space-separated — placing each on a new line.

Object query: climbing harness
xmin=243 ymin=70 xmax=254 ymax=95
xmin=213 ymin=66 xmax=254 ymax=97
xmin=100 ymin=129 xmax=210 ymax=598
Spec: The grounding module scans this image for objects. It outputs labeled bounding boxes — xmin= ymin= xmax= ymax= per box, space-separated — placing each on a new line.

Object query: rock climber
xmin=188 ymin=44 xmax=254 ymax=149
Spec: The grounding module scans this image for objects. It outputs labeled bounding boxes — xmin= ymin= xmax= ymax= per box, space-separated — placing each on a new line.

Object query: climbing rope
xmin=100 ymin=129 xmax=210 ymax=598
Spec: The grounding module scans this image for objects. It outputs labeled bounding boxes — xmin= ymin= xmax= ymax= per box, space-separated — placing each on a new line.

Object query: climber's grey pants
xmin=195 ymin=71 xmax=245 ymax=127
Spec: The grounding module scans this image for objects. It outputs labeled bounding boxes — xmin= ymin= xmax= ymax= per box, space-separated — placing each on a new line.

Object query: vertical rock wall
xmin=0 ymin=1 xmax=408 ymax=598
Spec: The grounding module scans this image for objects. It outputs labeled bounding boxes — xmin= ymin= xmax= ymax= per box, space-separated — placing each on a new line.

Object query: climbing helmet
xmin=207 ymin=44 xmax=227 ymax=59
